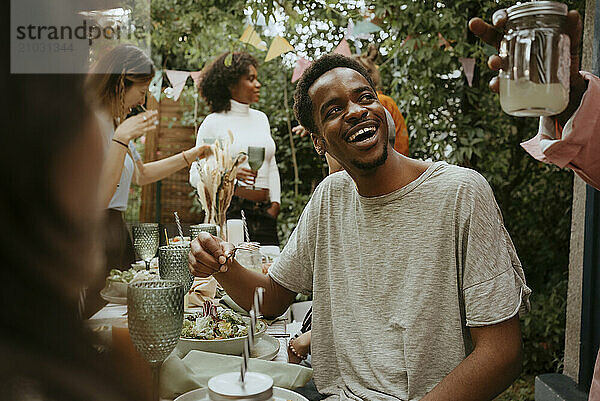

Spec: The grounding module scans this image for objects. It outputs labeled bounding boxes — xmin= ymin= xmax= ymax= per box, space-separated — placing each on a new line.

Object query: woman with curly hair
xmin=190 ymin=51 xmax=281 ymax=245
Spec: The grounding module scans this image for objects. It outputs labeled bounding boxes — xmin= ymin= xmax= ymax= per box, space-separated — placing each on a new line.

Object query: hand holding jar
xmin=469 ymin=3 xmax=587 ymax=123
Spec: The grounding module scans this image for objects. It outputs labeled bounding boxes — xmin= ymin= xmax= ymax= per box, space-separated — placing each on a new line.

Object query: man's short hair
xmin=293 ymin=54 xmax=376 ymax=135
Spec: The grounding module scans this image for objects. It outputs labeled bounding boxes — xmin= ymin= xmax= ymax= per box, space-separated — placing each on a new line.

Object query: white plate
xmin=176 ymin=334 xmax=279 ymax=360
xmin=100 ymin=289 xmax=127 ymax=305
xmin=173 ymin=386 xmax=308 ymax=401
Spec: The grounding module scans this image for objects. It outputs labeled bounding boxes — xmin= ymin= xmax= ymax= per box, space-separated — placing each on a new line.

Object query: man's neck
xmin=348 ymin=151 xmax=431 ymax=197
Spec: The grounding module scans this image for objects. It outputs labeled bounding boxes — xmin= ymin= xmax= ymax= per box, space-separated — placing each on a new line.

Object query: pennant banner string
xmin=239 ymin=25 xmax=267 ymax=51
xmin=265 ymin=36 xmax=295 ymax=62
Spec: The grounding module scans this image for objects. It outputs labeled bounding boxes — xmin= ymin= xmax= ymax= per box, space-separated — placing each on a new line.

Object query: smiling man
xmin=188 ymin=54 xmax=531 ymax=401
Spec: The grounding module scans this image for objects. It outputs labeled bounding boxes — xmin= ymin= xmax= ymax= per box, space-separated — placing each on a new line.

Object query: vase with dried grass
xmin=193 ymin=130 xmax=246 ymax=240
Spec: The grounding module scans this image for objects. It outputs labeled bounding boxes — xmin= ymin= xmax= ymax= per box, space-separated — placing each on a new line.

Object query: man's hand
xmin=468 ymin=9 xmax=586 ymax=125
xmin=188 ymin=233 xmax=297 ymax=318
xmin=188 ymin=232 xmax=235 ymax=277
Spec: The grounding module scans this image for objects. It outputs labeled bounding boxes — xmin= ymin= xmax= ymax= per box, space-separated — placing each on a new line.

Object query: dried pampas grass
xmin=194 ymin=130 xmax=246 ymax=239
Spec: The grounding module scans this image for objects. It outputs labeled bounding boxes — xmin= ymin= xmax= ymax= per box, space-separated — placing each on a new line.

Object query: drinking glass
xmin=132 ymin=223 xmax=159 ymax=271
xmin=233 ymin=242 xmax=262 ymax=273
xmin=158 ymin=244 xmax=194 ymax=293
xmin=247 ymin=146 xmax=265 ymax=172
xmin=128 ymin=280 xmax=184 ymax=401
xmin=189 ymin=223 xmax=218 ymax=239
xmin=247 ymin=146 xmax=265 ymax=190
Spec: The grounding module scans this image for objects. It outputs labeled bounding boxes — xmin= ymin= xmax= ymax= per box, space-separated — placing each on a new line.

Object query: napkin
xmin=160 ymin=350 xmax=313 ymax=399
xmin=185 ymin=277 xmax=217 ymax=307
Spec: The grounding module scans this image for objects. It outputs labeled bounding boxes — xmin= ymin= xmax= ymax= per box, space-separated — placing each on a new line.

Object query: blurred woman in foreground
xmin=0 ymin=72 xmax=147 ymax=399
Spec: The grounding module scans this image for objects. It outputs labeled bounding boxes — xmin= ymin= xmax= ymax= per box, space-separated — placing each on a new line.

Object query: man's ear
xmin=310 ymin=133 xmax=326 ymax=156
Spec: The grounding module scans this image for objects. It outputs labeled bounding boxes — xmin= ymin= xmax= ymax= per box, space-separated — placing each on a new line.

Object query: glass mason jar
xmin=498 ymin=1 xmax=570 ymax=117
xmin=235 ymin=242 xmax=262 ymax=273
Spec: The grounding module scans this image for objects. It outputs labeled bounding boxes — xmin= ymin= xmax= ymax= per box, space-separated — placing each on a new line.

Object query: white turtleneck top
xmin=189 ymin=99 xmax=281 ymax=204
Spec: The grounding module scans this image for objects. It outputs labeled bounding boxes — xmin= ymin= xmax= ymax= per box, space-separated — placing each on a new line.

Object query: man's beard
xmin=351 ymin=142 xmax=388 ymax=171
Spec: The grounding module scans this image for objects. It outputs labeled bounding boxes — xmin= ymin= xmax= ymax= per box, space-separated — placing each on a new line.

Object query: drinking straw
xmin=240 ymin=287 xmax=264 ymax=383
xmin=173 ymin=212 xmax=184 ymax=240
xmin=240 ymin=210 xmax=250 ymax=243
xmin=164 ymin=228 xmax=169 ymax=246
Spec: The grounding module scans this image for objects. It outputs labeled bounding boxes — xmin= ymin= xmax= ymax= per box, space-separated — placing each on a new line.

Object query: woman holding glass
xmin=189 ymin=51 xmax=281 ymax=245
xmin=85 ymin=45 xmax=211 ymax=315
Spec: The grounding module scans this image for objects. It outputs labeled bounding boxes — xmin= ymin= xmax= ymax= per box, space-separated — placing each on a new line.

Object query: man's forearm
xmin=422 ymin=316 xmax=523 ymax=401
xmin=213 ymin=262 xmax=295 ymax=318
xmin=421 ymin=344 xmax=522 ymax=401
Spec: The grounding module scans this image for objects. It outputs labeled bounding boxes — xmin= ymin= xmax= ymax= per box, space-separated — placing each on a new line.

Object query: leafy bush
xmin=277 ymin=189 xmax=312 ymax=245
xmin=521 ymin=274 xmax=569 ymax=375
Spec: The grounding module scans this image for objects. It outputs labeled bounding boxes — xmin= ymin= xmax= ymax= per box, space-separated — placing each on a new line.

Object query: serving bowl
xmin=177 ymin=318 xmax=267 ymax=356
xmin=102 ymin=278 xmax=128 ymax=298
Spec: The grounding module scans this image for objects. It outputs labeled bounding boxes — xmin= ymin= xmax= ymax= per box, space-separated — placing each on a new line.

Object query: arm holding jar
xmin=470 ymin=8 xmax=600 ymax=401
xmin=469 ymin=8 xmax=600 ymax=191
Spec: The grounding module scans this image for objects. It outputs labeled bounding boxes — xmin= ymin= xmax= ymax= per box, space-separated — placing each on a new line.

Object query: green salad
xmin=107 ymin=268 xmax=155 ymax=283
xmin=181 ymin=309 xmax=262 ymax=340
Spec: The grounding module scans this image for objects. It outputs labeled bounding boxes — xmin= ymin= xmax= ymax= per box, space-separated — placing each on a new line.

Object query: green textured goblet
xmin=190 ymin=223 xmax=218 ymax=240
xmin=158 ymin=244 xmax=194 ymax=293
xmin=247 ymin=146 xmax=265 ymax=190
xmin=132 ymin=223 xmax=159 ymax=271
xmin=128 ymin=280 xmax=184 ymax=401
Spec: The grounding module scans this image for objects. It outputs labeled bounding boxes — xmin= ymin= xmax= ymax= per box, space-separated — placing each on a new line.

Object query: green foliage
xmin=278 ymin=189 xmax=312 ymax=244
xmin=521 ymin=275 xmax=568 ymax=375
xmin=495 ymin=375 xmax=535 ymax=401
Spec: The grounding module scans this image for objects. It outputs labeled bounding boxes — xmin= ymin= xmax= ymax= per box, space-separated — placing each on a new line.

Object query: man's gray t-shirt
xmin=269 ymin=162 xmax=531 ymax=400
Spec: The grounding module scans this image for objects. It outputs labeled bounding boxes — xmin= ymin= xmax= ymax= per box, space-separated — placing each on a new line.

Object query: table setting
xmin=89 ymin=138 xmax=312 ymax=400
xmin=89 ymin=218 xmax=311 ymax=400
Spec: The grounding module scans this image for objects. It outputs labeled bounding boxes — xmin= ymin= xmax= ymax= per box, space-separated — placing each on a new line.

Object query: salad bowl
xmin=177 ymin=309 xmax=268 ymax=356
xmin=101 ymin=268 xmax=158 ymax=302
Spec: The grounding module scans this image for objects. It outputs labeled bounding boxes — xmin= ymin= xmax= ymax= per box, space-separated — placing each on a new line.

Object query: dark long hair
xmin=0 ymin=69 xmax=147 ymax=400
xmin=199 ymin=52 xmax=258 ymax=113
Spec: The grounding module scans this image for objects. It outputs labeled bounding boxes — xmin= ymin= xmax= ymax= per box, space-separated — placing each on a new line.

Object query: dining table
xmin=89 ymin=302 xmax=294 ymax=362
xmin=87 ymin=298 xmax=311 ymax=400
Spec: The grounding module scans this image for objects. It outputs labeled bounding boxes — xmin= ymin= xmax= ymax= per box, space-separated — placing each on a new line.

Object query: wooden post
xmin=139 ymin=96 xmax=160 ymax=222
xmin=138 ymin=95 xmax=204 ymax=225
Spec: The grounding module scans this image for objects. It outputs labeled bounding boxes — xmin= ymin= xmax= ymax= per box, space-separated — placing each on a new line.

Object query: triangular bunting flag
xmin=148 ymin=70 xmax=163 ymax=102
xmin=437 ymin=32 xmax=454 ymax=51
xmin=239 ymin=25 xmax=267 ymax=51
xmin=190 ymin=71 xmax=202 ymax=88
xmin=333 ymin=39 xmax=352 ymax=57
xmin=292 ymin=57 xmax=312 ymax=83
xmin=165 ymin=70 xmax=190 ymax=101
xmin=352 ymin=20 xmax=382 ymax=36
xmin=265 ymin=36 xmax=295 ymax=62
xmin=459 ymin=57 xmax=476 ymax=87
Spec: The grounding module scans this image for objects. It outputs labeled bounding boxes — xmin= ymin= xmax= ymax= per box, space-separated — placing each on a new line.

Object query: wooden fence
xmin=139 ymin=97 xmax=204 ymax=226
